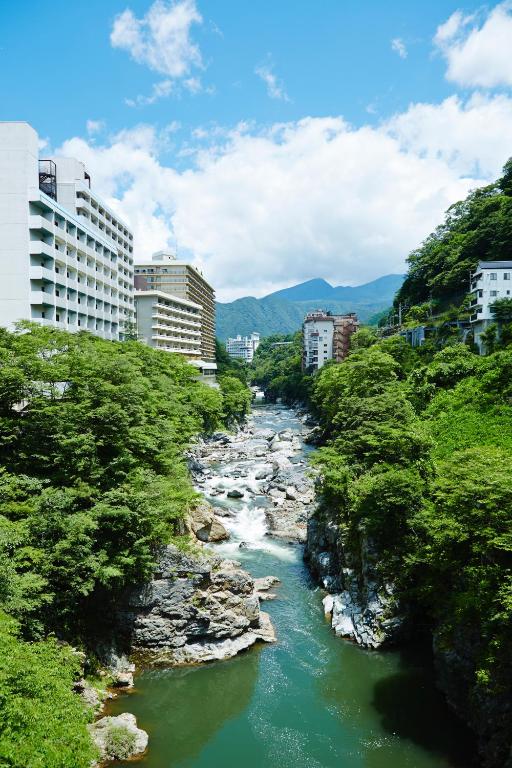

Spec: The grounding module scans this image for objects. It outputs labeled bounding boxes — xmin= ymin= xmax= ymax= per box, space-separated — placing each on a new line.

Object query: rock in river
xmin=89 ymin=712 xmax=148 ymax=763
xmin=115 ymin=545 xmax=276 ymax=665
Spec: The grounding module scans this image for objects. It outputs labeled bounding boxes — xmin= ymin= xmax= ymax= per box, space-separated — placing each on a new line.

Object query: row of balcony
xmin=153 ymin=302 xmax=202 ymax=320
xmin=29 ymin=215 xmax=118 ymax=259
xmin=151 ymin=324 xmax=201 ymax=338
xmin=36 ymin=317 xmax=119 ymax=337
xmin=151 ymin=312 xmax=201 ymax=329
xmin=75 ymin=192 xmax=132 ymax=238
xmin=155 ymin=344 xmax=202 ymax=356
xmin=30 ymin=264 xmax=118 ymax=290
xmin=76 ymin=199 xmax=132 ymax=250
xmin=152 ymin=333 xmax=201 ymax=347
xmin=29 ymin=240 xmax=117 ymax=276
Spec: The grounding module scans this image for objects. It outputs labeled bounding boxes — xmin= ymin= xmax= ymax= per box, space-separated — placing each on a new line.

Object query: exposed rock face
xmin=89 ymin=712 xmax=148 ymax=763
xmin=116 ymin=545 xmax=275 ymax=665
xmin=305 ymin=507 xmax=401 ymax=649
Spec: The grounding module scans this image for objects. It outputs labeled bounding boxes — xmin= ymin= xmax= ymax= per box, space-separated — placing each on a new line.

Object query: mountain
xmin=216 ymin=274 xmax=404 ymax=340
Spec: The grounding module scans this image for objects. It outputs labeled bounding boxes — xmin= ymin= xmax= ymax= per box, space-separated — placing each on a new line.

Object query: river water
xmin=109 ymin=402 xmax=476 ymax=768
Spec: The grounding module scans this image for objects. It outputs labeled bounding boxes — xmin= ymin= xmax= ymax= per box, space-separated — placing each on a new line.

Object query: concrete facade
xmin=0 ymin=122 xmax=134 ymax=339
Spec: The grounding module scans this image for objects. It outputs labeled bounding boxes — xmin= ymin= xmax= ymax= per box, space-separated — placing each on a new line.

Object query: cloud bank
xmin=59 ymin=91 xmax=512 ymax=301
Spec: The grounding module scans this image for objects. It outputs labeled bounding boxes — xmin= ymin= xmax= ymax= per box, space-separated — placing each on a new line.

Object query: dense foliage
xmin=0 ymin=323 xmax=249 ymax=765
xmin=249 ymin=333 xmax=312 ymax=403
xmin=395 ymin=159 xmax=512 ymax=314
xmin=311 ymin=331 xmax=512 ymax=760
xmin=0 ymin=612 xmax=97 ymax=768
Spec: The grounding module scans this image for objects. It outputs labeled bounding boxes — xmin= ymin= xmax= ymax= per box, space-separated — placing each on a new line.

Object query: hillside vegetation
xmin=309 ymin=332 xmax=512 ymax=765
xmin=396 ymin=158 xmax=512 ymax=315
xmin=0 ymin=323 xmax=250 ymax=767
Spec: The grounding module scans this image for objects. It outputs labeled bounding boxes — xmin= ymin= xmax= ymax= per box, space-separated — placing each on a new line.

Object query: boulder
xmin=255 ymin=466 xmax=273 ymax=480
xmin=254 ymin=575 xmax=280 ymax=590
xmin=227 ymin=488 xmax=244 ymax=498
xmin=89 ymin=712 xmax=148 ymax=762
xmin=111 ymin=670 xmax=134 ymax=688
xmin=188 ymin=501 xmax=230 ymax=542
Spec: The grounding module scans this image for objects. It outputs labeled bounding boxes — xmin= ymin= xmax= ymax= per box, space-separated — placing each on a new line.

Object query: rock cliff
xmin=305 ymin=505 xmax=402 ymax=649
xmin=115 ymin=544 xmax=275 ymax=665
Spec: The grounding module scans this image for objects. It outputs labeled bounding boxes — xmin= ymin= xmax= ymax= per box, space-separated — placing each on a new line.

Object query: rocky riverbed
xmin=104 ymin=403 xmax=317 ymax=671
xmin=188 ymin=413 xmax=316 ymax=544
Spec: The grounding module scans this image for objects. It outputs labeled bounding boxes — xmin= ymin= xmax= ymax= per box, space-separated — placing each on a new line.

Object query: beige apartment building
xmin=134 ymin=251 xmax=216 ymax=362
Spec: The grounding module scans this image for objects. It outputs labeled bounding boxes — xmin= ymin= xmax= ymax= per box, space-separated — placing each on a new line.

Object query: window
xmin=505 ymin=273 xmax=511 ymax=280
xmin=490 ymin=290 xmax=498 ymax=297
xmin=490 ymin=273 xmax=497 ymax=280
xmin=56 ymin=313 xmax=60 ymax=322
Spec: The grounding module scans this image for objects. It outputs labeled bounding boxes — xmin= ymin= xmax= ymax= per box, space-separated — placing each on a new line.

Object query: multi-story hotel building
xmin=226 ymin=332 xmax=260 ymax=362
xmin=0 ymin=122 xmax=134 ymax=339
xmin=134 ymin=252 xmax=216 ymax=362
xmin=302 ymin=310 xmax=359 ymax=370
xmin=134 ymin=252 xmax=217 ymax=381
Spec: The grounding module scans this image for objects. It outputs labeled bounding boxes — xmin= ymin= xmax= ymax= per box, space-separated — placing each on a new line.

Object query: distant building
xmin=134 ymin=251 xmax=217 ymax=382
xmin=469 ymin=261 xmax=512 ymax=352
xmin=226 ymin=332 xmax=260 ymax=362
xmin=302 ymin=310 xmax=359 ymax=370
xmin=0 ymin=121 xmax=134 ymax=340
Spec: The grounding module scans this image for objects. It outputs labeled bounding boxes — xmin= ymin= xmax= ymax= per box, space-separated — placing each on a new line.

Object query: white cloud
xmin=125 ymin=80 xmax=174 ymax=107
xmin=86 ymin=120 xmax=105 ymax=135
xmin=55 ymin=94 xmax=512 ymax=301
xmin=391 ymin=38 xmax=407 ymax=59
xmin=111 ymin=0 xmax=203 ymax=88
xmin=434 ymin=2 xmax=512 ymax=88
xmin=255 ymin=60 xmax=290 ymax=101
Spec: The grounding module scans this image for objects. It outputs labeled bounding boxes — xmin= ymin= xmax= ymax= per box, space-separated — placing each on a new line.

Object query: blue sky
xmin=2 ymin=1 xmax=512 ymax=299
xmin=0 ymin=0 xmax=483 ymax=147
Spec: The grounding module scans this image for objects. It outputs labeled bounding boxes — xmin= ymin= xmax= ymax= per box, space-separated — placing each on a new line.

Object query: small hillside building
xmin=469 ymin=261 xmax=512 ymax=352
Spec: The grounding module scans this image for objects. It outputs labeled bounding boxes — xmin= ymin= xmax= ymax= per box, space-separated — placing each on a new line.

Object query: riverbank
xmin=107 ymin=400 xmax=476 ymax=768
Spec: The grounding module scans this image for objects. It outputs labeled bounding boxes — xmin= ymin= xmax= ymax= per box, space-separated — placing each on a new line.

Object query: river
xmin=108 ymin=401 xmax=476 ymax=768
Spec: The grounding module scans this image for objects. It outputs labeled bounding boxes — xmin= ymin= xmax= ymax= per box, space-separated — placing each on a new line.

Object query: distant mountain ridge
xmin=216 ymin=274 xmax=404 ymax=340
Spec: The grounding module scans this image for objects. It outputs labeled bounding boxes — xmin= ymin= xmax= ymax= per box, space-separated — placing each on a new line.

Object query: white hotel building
xmin=0 ymin=122 xmax=134 ymax=339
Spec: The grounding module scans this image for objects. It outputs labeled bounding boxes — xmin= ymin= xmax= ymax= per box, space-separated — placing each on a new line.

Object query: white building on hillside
xmin=226 ymin=332 xmax=260 ymax=362
xmin=0 ymin=122 xmax=134 ymax=339
xmin=470 ymin=260 xmax=512 ymax=352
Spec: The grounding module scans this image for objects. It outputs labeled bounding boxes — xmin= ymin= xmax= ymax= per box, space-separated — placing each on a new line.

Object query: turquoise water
xmin=108 ymin=405 xmax=476 ymax=768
